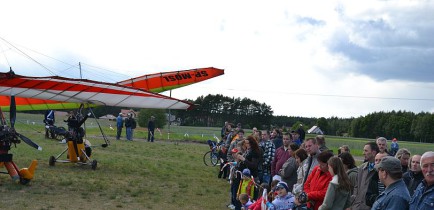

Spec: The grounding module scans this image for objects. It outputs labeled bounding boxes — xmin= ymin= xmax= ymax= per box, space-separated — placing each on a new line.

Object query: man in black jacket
xmin=147 ymin=116 xmax=155 ymax=142
xmin=403 ymin=154 xmax=423 ymax=196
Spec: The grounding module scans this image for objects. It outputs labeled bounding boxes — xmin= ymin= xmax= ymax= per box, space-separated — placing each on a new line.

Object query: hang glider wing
xmin=0 ymin=96 xmax=91 ymax=111
xmin=117 ymin=67 xmax=224 ymax=93
xmin=0 ymin=71 xmax=193 ymax=111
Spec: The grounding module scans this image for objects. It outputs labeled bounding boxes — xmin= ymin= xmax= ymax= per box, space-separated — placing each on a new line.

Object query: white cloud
xmin=1 ymin=0 xmax=434 ymax=118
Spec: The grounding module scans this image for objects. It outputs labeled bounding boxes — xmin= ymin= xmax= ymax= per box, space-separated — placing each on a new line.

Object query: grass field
xmin=2 ymin=113 xmax=433 ymax=209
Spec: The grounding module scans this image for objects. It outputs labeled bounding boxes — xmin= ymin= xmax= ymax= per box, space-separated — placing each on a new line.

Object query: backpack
xmin=131 ymin=119 xmax=137 ymax=129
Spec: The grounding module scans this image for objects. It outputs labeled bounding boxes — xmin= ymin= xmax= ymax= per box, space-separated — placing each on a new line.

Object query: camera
xmin=298 ymin=192 xmax=308 ymax=203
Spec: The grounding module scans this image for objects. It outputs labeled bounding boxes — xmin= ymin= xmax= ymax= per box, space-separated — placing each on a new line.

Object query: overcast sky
xmin=1 ymin=0 xmax=434 ymax=118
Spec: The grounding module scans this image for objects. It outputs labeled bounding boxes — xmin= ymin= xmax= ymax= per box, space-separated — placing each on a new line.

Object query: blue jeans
xmin=126 ymin=127 xmax=133 ymax=141
xmin=116 ymin=127 xmax=122 ymax=140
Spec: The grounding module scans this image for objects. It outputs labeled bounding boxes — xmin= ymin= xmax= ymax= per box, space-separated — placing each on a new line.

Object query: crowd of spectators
xmin=217 ymin=122 xmax=434 ymax=210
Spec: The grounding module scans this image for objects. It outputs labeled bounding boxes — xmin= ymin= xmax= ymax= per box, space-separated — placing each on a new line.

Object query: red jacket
xmin=248 ymin=196 xmax=263 ymax=210
xmin=303 ymin=165 xmax=332 ymax=210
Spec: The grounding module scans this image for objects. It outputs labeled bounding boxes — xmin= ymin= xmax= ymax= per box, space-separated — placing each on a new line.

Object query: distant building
xmin=166 ymin=113 xmax=180 ymax=125
xmin=99 ymin=114 xmax=116 ymax=120
xmin=120 ymin=109 xmax=138 ymax=118
xmin=308 ymin=126 xmax=324 ymax=135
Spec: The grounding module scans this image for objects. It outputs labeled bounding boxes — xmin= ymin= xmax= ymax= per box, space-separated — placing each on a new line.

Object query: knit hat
xmin=276 ymin=181 xmax=289 ymax=192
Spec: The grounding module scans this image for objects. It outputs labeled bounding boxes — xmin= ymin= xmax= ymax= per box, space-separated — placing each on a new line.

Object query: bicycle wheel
xmin=203 ymin=151 xmax=212 ymax=166
xmin=210 ymin=151 xmax=219 ymax=166
xmin=203 ymin=151 xmax=219 ymax=166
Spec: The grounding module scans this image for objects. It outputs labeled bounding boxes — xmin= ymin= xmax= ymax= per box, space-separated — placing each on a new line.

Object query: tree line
xmin=90 ymin=94 xmax=434 ymax=143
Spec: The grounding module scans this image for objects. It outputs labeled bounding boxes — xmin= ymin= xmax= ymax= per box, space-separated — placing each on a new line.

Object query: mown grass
xmin=2 ymin=113 xmax=230 ymax=210
xmin=2 ymin=113 xmax=433 ymax=209
xmin=3 ymin=137 xmax=231 ymax=210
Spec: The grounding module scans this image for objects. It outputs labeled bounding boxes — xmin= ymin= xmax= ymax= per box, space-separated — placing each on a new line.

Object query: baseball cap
xmin=375 ymin=156 xmax=402 ymax=173
xmin=242 ymin=168 xmax=251 ymax=177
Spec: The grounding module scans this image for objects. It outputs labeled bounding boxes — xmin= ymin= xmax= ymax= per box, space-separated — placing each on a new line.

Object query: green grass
xmin=2 ymin=113 xmax=230 ymax=209
xmin=2 ymin=113 xmax=433 ymax=209
xmin=2 ymin=136 xmax=231 ymax=210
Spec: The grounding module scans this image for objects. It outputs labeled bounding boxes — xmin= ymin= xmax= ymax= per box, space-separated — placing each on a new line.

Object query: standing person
xmin=403 ymin=154 xmax=423 ymax=196
xmin=236 ymin=135 xmax=262 ymax=183
xmin=395 ymin=148 xmax=411 ymax=173
xmin=239 ymin=193 xmax=253 ymax=210
xmin=259 ymin=130 xmax=275 ymax=185
xmin=44 ymin=109 xmax=55 ymax=139
xmin=147 ymin=116 xmax=155 ymax=142
xmin=409 ymin=151 xmax=434 ymax=210
xmin=338 ymin=145 xmax=350 ymax=154
xmin=271 ymin=133 xmax=292 ymax=178
xmin=365 ymin=152 xmax=388 ymax=207
xmin=221 ymin=121 xmax=228 ymax=139
xmin=338 ymin=152 xmax=358 ymax=200
xmin=316 ymin=135 xmax=329 ymax=153
xmin=318 ymin=157 xmax=352 ymax=210
xmin=266 ymin=182 xmax=295 ymax=210
xmin=227 ymin=129 xmax=245 ymax=163
xmin=252 ymin=127 xmax=258 ymax=137
xmin=124 ymin=113 xmax=135 ymax=141
xmin=302 ymin=137 xmax=321 ymax=182
xmin=271 ymin=129 xmax=283 ymax=150
xmin=297 ymin=124 xmax=306 ymax=144
xmin=292 ymin=148 xmax=309 ymax=198
xmin=279 ymin=143 xmax=300 ymax=192
xmin=351 ymin=141 xmax=379 ymax=210
xmin=376 ymin=137 xmax=391 ymax=155
xmin=116 ymin=113 xmax=123 ymax=140
xmin=64 ymin=111 xmax=76 ymax=131
xmin=390 ymin=138 xmax=399 ymax=156
xmin=224 ymin=123 xmax=235 ymax=146
xmin=237 ymin=169 xmax=256 ymax=200
xmin=371 ymin=156 xmax=410 ymax=210
xmin=291 ymin=130 xmax=302 ymax=146
xmin=295 ymin=151 xmax=334 ymax=210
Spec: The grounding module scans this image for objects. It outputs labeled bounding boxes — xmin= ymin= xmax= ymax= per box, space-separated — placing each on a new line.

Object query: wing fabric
xmin=0 ymin=72 xmax=192 ymax=111
xmin=0 ymin=96 xmax=90 ymax=111
xmin=117 ymin=67 xmax=224 ymax=93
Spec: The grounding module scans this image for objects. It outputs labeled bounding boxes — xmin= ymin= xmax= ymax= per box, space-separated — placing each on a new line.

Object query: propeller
xmin=17 ymin=133 xmax=42 ymax=151
xmin=10 ymin=95 xmax=42 ymax=151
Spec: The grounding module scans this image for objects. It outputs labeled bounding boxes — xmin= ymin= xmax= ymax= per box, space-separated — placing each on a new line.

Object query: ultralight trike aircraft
xmin=48 ymin=106 xmax=99 ymax=170
xmin=0 ymin=95 xmax=41 ymax=184
xmin=0 ymin=67 xmax=223 ymax=175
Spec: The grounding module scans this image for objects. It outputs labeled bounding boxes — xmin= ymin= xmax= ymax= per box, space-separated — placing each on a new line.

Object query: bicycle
xmin=203 ymin=140 xmax=222 ymax=166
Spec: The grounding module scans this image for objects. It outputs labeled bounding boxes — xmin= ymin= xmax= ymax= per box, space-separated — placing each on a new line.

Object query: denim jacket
xmin=409 ymin=180 xmax=434 ymax=210
xmin=371 ymin=179 xmax=410 ymax=210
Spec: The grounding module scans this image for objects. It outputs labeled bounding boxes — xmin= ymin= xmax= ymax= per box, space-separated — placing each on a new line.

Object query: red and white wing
xmin=0 ymin=72 xmax=192 ymax=111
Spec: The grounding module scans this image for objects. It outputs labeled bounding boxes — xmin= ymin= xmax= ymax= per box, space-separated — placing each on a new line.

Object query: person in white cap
xmin=116 ymin=113 xmax=123 ymax=140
